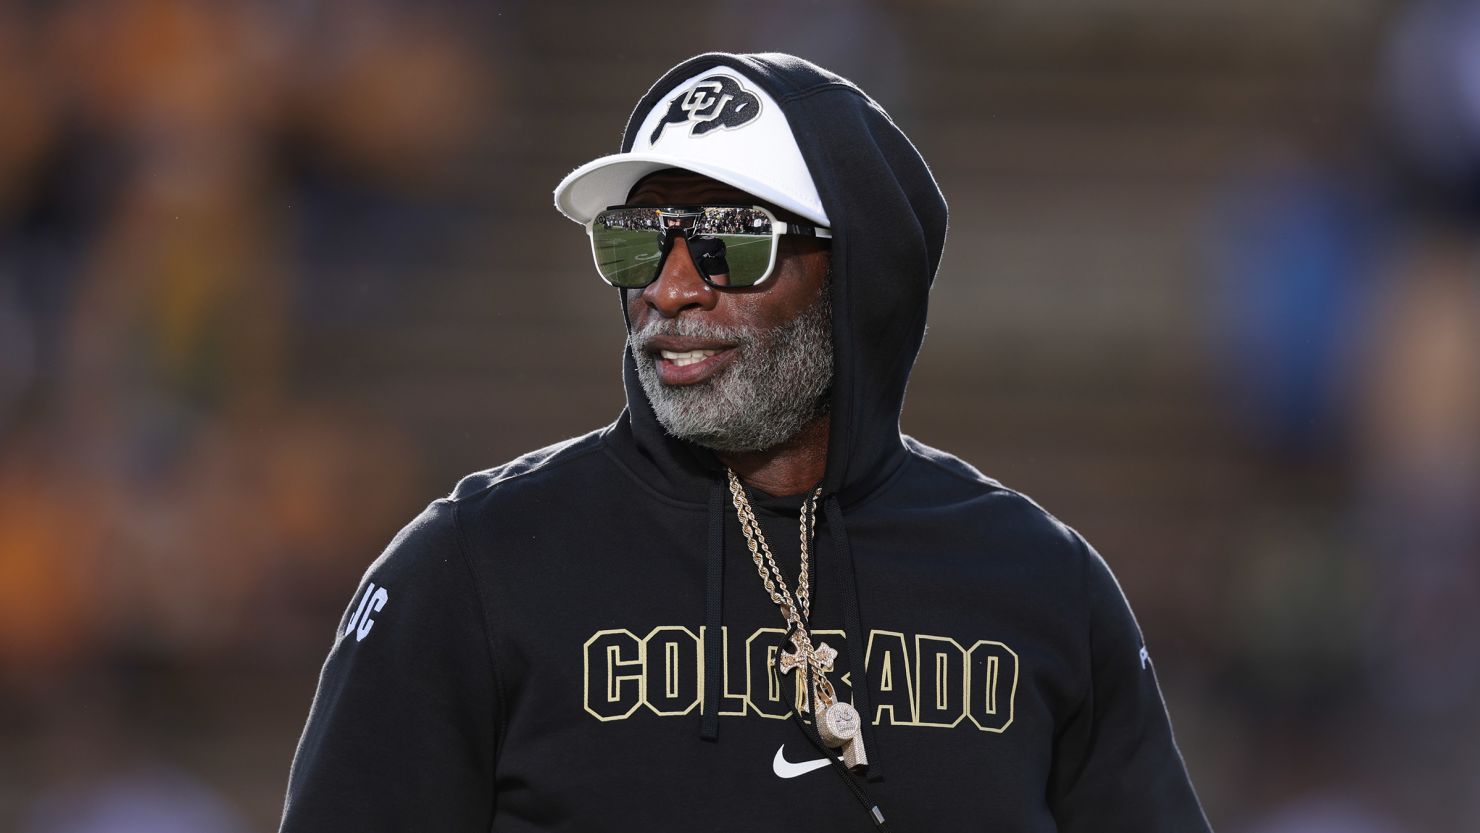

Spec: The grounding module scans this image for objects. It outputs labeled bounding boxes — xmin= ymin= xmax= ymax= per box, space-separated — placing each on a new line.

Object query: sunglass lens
xmin=590 ymin=207 xmax=776 ymax=288
xmin=690 ymin=207 xmax=774 ymax=287
xmin=592 ymin=208 xmax=667 ymax=287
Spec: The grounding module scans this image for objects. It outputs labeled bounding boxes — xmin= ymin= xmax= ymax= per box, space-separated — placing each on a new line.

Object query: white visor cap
xmin=553 ymin=69 xmax=830 ymax=228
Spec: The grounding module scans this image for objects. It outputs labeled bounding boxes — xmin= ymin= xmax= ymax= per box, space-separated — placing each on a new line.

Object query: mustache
xmin=629 ymin=317 xmax=757 ymax=352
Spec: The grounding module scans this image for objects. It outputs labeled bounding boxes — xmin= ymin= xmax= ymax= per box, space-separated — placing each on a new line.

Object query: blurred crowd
xmin=0 ymin=0 xmax=1477 ymax=831
xmin=0 ymin=0 xmax=495 ymax=675
xmin=0 ymin=2 xmax=497 ymax=826
xmin=1200 ymin=3 xmax=1480 ymax=830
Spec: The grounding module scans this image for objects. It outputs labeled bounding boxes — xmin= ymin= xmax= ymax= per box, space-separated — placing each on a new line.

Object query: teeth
xmin=660 ymin=349 xmax=719 ymax=367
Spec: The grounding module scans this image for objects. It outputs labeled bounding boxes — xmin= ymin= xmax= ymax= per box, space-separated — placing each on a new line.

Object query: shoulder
xmin=354 ymin=498 xmax=468 ymax=602
xmin=901 ymin=437 xmax=1140 ymax=622
xmin=363 ymin=429 xmax=609 ymax=580
xmin=900 ymin=435 xmax=1086 ymax=548
xmin=446 ymin=427 xmax=610 ymax=503
xmin=898 ymin=436 xmax=1131 ymax=632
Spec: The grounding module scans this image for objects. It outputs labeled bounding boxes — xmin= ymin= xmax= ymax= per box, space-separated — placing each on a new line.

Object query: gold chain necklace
xmin=726 ymin=469 xmax=867 ymax=769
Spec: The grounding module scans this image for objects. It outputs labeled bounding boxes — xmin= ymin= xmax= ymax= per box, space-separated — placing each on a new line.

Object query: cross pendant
xmin=778 ymin=632 xmax=810 ymax=677
xmin=812 ymin=641 xmax=838 ymax=673
xmin=778 ymin=636 xmax=839 ymax=713
xmin=779 ymin=636 xmax=838 ymax=675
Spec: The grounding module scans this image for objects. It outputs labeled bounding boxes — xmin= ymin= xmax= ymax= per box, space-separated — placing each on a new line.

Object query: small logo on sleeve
xmin=345 ymin=581 xmax=389 ymax=642
xmin=649 ymin=74 xmax=762 ymax=144
xmin=1139 ymin=645 xmax=1151 ymax=669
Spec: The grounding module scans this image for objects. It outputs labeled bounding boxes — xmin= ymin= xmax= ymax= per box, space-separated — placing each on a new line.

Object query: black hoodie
xmin=280 ymin=53 xmax=1213 ymax=832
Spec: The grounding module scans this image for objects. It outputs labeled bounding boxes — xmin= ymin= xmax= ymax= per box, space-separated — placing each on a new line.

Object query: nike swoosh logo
xmin=773 ymin=745 xmax=831 ymax=779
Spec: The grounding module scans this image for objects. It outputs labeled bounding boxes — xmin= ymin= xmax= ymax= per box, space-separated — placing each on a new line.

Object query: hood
xmin=597 ymin=52 xmax=949 ymax=506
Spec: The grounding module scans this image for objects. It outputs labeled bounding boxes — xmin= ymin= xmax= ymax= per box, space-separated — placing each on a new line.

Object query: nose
xmin=640 ymin=237 xmax=718 ymax=318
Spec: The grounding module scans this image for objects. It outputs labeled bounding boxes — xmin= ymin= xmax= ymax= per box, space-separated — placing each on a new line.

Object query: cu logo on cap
xmin=649 ymin=75 xmax=762 ymax=144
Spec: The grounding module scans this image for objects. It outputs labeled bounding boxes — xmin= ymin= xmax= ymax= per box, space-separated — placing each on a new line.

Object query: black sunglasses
xmin=587 ymin=204 xmax=831 ymax=289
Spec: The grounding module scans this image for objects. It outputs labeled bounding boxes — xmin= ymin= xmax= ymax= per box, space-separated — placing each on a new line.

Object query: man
xmin=280 ymin=52 xmax=1213 ymax=832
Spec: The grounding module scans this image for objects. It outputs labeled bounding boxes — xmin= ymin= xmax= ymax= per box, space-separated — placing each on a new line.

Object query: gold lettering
xmin=966 ymin=640 xmax=1018 ymax=732
xmin=747 ymin=627 xmax=791 ymax=719
xmin=699 ymin=626 xmax=750 ymax=717
xmin=581 ymin=625 xmax=1021 ymax=734
xmin=583 ymin=629 xmax=644 ymax=721
xmin=865 ymin=630 xmax=916 ymax=725
xmin=643 ymin=626 xmax=700 ymax=716
xmin=915 ymin=635 xmax=967 ymax=728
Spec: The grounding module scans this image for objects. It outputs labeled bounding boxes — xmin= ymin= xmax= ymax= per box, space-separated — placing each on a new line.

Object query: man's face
xmin=625 ymin=169 xmax=833 ymax=453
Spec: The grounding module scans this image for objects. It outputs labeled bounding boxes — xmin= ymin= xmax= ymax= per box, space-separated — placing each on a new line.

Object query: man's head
xmin=624 ymin=169 xmax=833 ymax=453
xmin=554 ymin=63 xmax=839 ymax=454
xmin=554 ymin=52 xmax=949 ymax=497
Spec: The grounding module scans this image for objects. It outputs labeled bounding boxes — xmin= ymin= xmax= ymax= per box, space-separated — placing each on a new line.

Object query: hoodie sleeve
xmin=1047 ymin=536 xmax=1213 ymax=833
xmin=280 ymin=499 xmax=497 ymax=832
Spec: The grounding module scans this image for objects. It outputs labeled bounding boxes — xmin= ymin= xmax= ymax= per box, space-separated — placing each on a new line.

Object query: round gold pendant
xmin=817 ymin=701 xmax=861 ymax=747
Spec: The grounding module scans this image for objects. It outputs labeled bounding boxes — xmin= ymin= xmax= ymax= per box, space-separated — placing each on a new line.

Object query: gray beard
xmin=629 ymin=284 xmax=833 ymax=453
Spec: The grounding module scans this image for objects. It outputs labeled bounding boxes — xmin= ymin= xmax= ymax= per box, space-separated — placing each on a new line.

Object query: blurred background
xmin=1 ymin=0 xmax=1478 ymax=830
